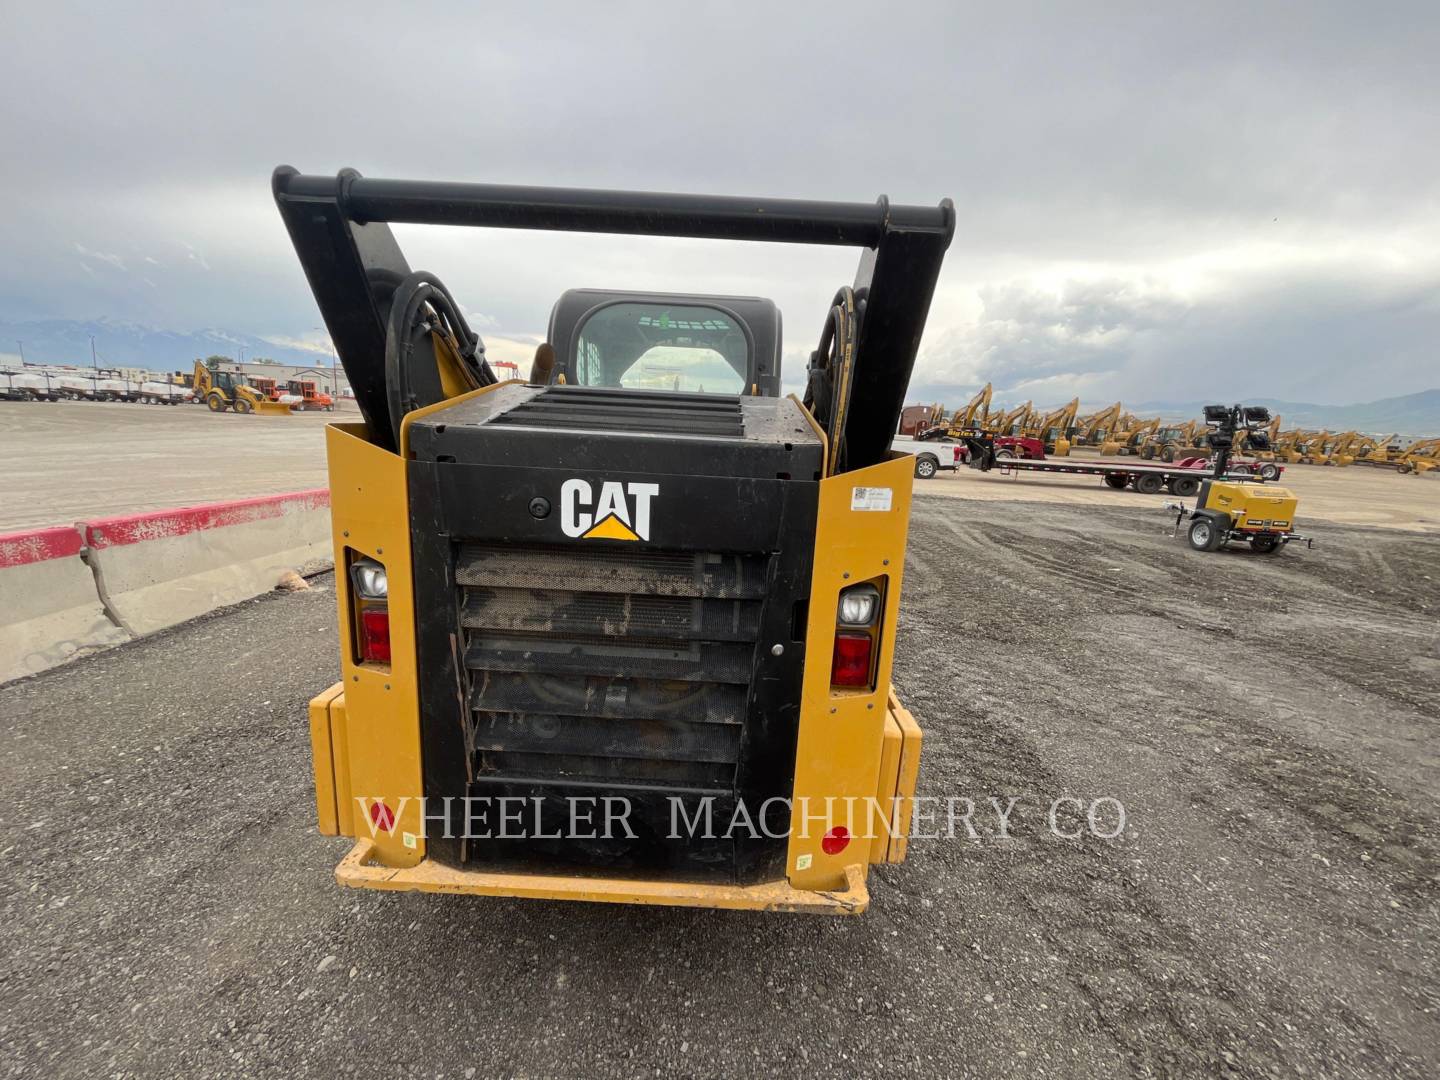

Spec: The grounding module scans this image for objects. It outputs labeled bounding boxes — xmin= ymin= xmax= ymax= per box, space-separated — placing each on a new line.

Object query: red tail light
xmin=359 ymin=607 xmax=391 ymax=664
xmin=831 ymin=631 xmax=873 ymax=688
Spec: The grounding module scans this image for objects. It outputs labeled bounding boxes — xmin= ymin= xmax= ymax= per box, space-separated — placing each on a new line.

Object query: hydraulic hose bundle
xmin=802 ymin=286 xmax=863 ymax=475
xmin=383 ymin=272 xmax=497 ymax=441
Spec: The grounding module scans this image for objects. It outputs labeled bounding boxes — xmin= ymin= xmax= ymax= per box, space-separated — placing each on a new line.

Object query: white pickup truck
xmin=892 ymin=435 xmax=965 ymax=479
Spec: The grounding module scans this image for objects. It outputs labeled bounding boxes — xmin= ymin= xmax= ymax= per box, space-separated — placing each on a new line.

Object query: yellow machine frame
xmin=308 ymin=393 xmax=924 ymax=914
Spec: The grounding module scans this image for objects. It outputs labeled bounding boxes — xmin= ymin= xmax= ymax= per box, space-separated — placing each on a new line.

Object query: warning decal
xmin=850 ymin=486 xmax=894 ymax=512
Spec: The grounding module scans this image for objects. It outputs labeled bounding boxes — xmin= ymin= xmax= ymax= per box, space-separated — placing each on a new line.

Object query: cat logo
xmin=560 ymin=479 xmax=660 ymax=542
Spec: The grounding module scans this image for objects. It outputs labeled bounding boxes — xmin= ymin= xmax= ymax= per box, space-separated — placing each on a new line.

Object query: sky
xmin=1 ymin=1 xmax=1437 ymax=408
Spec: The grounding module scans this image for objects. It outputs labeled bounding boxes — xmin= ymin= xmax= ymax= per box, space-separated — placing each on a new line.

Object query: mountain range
xmin=4 ymin=317 xmax=1436 ymax=435
xmin=1126 ymin=390 xmax=1440 ymax=436
xmin=0 ymin=318 xmax=331 ymax=373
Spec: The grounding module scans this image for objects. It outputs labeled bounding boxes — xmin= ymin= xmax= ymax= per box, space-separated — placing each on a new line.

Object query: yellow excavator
xmin=1276 ymin=429 xmax=1316 ymax=464
xmin=944 ymin=383 xmax=992 ymax=436
xmin=1397 ymin=438 xmax=1440 ymax=475
xmin=1319 ymin=431 xmax=1362 ymax=466
xmin=1357 ymin=433 xmax=1403 ymax=466
xmin=1357 ymin=435 xmax=1439 ymax=475
xmin=1073 ymin=401 xmax=1123 ymax=448
xmin=987 ymin=400 xmax=1032 ymax=437
xmin=1024 ymin=397 xmax=1079 ymax=455
xmin=188 ymin=360 xmax=294 ymax=415
xmin=1296 ymin=430 xmax=1334 ymax=465
xmin=1139 ymin=420 xmax=1206 ymax=462
xmin=1100 ymin=415 xmax=1160 ymax=456
xmin=1324 ymin=431 xmax=1367 ymax=467
xmin=1271 ymin=431 xmax=1298 ymax=462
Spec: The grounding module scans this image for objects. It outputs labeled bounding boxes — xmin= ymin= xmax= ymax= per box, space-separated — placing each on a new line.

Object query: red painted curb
xmin=81 ymin=489 xmax=331 ymax=550
xmin=0 ymin=525 xmax=85 ymax=569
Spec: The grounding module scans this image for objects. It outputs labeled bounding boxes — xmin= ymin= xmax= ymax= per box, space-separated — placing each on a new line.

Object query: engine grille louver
xmin=484 ymin=386 xmax=746 ymax=437
xmin=455 ymin=544 xmax=768 ymax=795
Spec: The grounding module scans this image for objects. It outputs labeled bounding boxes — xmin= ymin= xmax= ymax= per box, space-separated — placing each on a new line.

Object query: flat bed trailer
xmin=965 ymin=439 xmax=1270 ymax=497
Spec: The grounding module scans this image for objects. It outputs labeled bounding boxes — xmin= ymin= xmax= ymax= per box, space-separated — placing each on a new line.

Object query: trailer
xmin=136 ymin=380 xmax=194 ymax=404
xmin=55 ymin=375 xmax=97 ymax=400
xmin=1190 ymin=455 xmax=1284 ymax=482
xmin=0 ymin=371 xmax=62 ymax=401
xmin=962 ymin=436 xmax=1272 ymax=497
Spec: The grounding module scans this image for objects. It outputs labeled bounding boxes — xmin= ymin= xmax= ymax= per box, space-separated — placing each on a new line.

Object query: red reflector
xmin=830 ymin=631 xmax=873 ymax=687
xmin=822 ymin=826 xmax=851 ymax=855
xmin=369 ymin=801 xmax=395 ymax=831
xmin=359 ymin=607 xmax=391 ymax=663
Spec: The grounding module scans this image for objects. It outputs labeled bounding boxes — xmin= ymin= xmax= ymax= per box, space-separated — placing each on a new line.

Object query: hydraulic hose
xmin=383 ymin=271 xmax=497 ymax=440
xmin=802 ymin=286 xmax=862 ymax=475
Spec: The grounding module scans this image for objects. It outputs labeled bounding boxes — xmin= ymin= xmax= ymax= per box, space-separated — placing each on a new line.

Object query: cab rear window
xmin=574 ymin=303 xmax=748 ymax=395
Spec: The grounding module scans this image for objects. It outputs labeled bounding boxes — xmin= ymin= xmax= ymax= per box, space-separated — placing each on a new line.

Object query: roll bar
xmin=273 ymin=167 xmax=954 ymax=461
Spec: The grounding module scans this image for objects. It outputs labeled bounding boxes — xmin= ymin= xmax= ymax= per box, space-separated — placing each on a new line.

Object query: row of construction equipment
xmin=0 ymin=361 xmax=337 ymax=415
xmin=0 ymin=367 xmax=193 ymax=404
xmin=898 ymin=387 xmax=1439 ymax=475
xmin=939 ymin=401 xmax=1312 ymax=553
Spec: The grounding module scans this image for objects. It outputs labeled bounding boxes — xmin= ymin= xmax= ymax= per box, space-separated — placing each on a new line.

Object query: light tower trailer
xmin=1164 ymin=405 xmax=1314 ymax=554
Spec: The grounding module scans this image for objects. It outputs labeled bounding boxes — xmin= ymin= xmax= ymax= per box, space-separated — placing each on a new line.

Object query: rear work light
xmin=837 ymin=584 xmax=880 ymax=626
xmin=350 ymin=555 xmax=390 ymax=665
xmin=352 ymin=558 xmax=388 ymax=599
xmin=830 ymin=580 xmax=884 ymax=689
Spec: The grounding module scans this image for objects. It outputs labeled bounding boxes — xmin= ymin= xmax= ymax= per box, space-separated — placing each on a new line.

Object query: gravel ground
xmin=2 ymin=495 xmax=1437 ymax=1078
xmin=918 ymin=453 xmax=1440 ymax=532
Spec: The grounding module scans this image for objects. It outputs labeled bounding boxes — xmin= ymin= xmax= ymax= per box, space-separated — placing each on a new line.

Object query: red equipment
xmin=992 ymin=435 xmax=1046 ymax=460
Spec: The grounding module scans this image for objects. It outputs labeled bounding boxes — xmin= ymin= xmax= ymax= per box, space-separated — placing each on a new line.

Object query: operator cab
xmin=545 ymin=289 xmax=782 ymax=396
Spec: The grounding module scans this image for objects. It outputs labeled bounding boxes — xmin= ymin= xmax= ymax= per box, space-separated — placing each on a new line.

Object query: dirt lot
xmin=921 ymin=448 xmax=1440 ymax=531
xmin=1 ymin=399 xmax=1435 ymax=533
xmin=2 ymin=492 xmax=1436 ymax=1078
xmin=0 ymin=399 xmax=343 ymax=531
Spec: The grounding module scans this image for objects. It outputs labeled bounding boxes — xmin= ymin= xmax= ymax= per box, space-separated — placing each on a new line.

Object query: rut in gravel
xmin=892 ymin=495 xmax=1440 ymax=1077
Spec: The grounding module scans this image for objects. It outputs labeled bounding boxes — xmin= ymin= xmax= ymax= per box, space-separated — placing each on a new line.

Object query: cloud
xmin=259 ymin=332 xmax=335 ymax=356
xmin=73 ymin=243 xmax=126 ymax=271
xmin=921 ymin=276 xmax=1187 ymax=389
xmin=1 ymin=3 xmax=1438 ymax=405
xmin=912 ymin=245 xmax=1440 ymax=408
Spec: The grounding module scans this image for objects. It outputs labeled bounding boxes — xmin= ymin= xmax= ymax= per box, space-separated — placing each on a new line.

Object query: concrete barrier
xmin=0 ymin=525 xmax=131 ymax=684
xmin=81 ymin=490 xmax=332 ymax=637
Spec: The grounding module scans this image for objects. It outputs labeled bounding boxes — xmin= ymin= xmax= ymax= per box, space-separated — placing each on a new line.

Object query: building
xmin=210 ymin=361 xmax=351 ymax=397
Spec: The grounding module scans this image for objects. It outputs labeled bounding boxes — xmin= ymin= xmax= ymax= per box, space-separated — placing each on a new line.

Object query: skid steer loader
xmin=275 ymin=168 xmax=954 ymax=914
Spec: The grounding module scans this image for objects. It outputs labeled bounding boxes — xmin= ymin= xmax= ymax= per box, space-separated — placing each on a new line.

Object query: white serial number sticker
xmin=851 ymin=486 xmax=893 ymax=512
